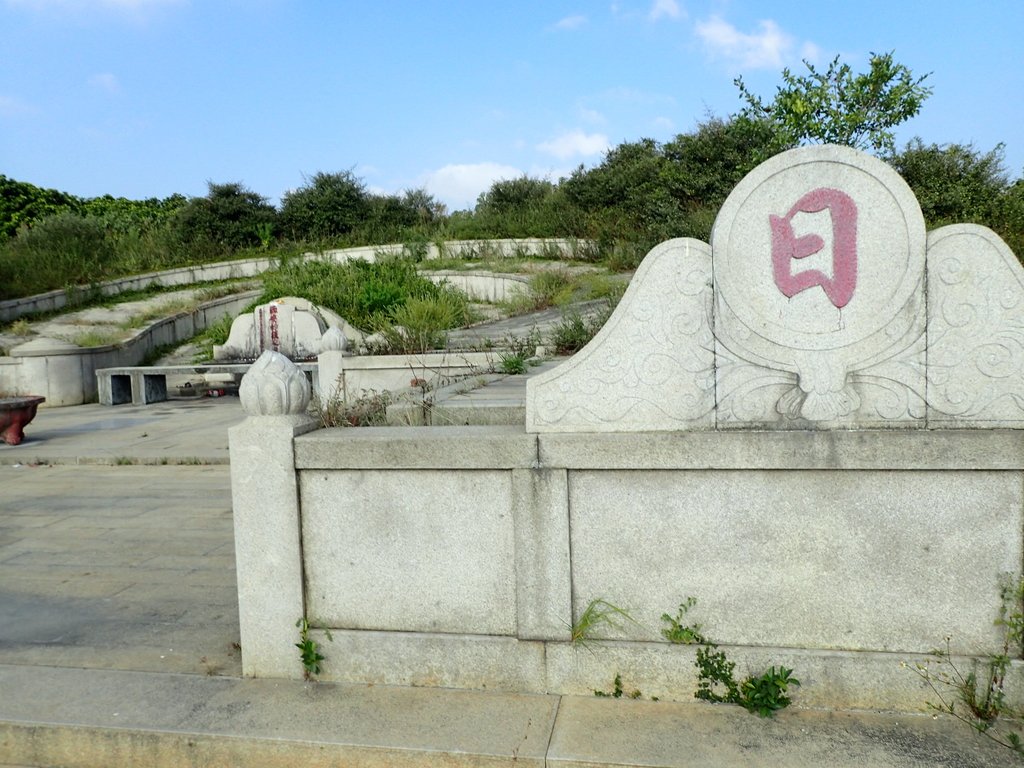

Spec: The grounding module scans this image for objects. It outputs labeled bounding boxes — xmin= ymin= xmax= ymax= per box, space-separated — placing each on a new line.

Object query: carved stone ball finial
xmin=239 ymin=350 xmax=311 ymax=416
xmin=320 ymin=325 xmax=347 ymax=353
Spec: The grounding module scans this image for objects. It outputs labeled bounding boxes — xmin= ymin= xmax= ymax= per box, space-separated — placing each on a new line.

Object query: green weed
xmin=593 ymin=673 xmax=642 ymax=700
xmin=8 ymin=319 xmax=31 ymax=336
xmin=371 ymin=291 xmax=468 ymax=353
xmin=695 ymin=644 xmax=800 ymax=717
xmin=498 ymin=351 xmax=528 ymax=375
xmin=910 ymin=575 xmax=1024 ymax=756
xmin=571 ymin=598 xmax=637 ymax=648
xmin=661 ymin=597 xmax=706 ymax=645
xmin=550 ymin=311 xmax=594 ymax=353
xmin=311 ymin=387 xmax=391 ymax=428
xmin=295 ymin=617 xmax=333 ymax=681
xmin=72 ymin=329 xmax=125 ymax=348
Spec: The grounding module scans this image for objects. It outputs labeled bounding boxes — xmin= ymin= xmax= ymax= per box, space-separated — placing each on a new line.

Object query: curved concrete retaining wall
xmin=1 ymin=239 xmax=586 ymax=323
xmin=0 ymin=291 xmax=260 ymax=406
xmin=423 ymin=271 xmax=528 ymax=302
xmin=0 ymin=261 xmax=273 ymax=324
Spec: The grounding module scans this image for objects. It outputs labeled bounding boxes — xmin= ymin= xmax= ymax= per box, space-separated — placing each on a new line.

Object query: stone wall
xmin=230 ymin=419 xmax=1024 ymax=710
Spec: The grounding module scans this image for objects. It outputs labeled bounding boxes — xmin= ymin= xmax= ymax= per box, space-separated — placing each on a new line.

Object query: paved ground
xmin=1 ymin=398 xmax=1021 ymax=766
xmin=0 ymin=463 xmax=239 ymax=677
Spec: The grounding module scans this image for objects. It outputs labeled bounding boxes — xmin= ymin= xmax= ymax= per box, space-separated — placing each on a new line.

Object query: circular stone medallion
xmin=713 ymin=145 xmax=926 ymax=354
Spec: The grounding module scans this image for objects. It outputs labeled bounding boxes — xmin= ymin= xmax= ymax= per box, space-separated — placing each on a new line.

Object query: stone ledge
xmin=538 ymin=429 xmax=1024 ymax=470
xmin=295 ymin=426 xmax=1024 ymax=471
xmin=299 ymin=631 xmax=1024 ymax=714
xmin=294 ymin=424 xmax=537 ymax=468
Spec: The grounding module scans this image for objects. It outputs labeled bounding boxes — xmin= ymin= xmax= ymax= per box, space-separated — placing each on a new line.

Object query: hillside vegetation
xmin=2 ymin=54 xmax=1021 ymax=302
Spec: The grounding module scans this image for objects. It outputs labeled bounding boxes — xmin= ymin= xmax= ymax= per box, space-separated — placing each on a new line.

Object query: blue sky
xmin=2 ymin=0 xmax=1022 ymax=212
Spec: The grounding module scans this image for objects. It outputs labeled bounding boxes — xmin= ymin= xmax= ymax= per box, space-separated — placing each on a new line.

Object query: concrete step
xmin=0 ymin=664 xmax=1018 ymax=767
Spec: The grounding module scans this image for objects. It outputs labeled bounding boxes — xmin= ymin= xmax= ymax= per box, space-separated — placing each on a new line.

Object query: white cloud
xmin=552 ymin=14 xmax=587 ymax=31
xmin=649 ymin=0 xmax=683 ymax=22
xmin=421 ymin=162 xmax=523 ymax=211
xmin=88 ymin=72 xmax=121 ymax=94
xmin=578 ymin=107 xmax=606 ymax=125
xmin=695 ymin=15 xmax=793 ymax=69
xmin=537 ymin=130 xmax=609 ymax=160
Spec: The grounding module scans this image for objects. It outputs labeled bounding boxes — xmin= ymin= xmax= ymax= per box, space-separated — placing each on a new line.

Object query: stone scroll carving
xmin=525 ymin=145 xmax=1024 ymax=433
xmin=525 ymin=238 xmax=715 ymax=432
xmin=927 ymin=225 xmax=1024 ymax=427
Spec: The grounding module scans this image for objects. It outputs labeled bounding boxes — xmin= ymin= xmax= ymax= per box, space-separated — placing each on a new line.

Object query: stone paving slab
xmin=0 ymin=399 xmax=243 ymax=465
xmin=0 ymin=664 xmax=1018 ymax=768
xmin=0 ymin=464 xmax=240 ymax=677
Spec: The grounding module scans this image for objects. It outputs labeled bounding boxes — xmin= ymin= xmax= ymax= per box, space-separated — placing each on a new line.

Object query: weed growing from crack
xmin=661 ymin=596 xmax=706 ymax=645
xmin=295 ymin=617 xmax=333 ymax=681
xmin=570 ymin=598 xmax=637 ymax=650
xmin=909 ymin=574 xmax=1024 ymax=756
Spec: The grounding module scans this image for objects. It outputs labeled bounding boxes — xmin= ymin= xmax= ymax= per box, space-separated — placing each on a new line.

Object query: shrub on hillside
xmin=170 ymin=182 xmax=277 ymax=254
xmin=279 ymin=171 xmax=370 ymax=243
xmin=259 ymin=256 xmax=469 ymax=332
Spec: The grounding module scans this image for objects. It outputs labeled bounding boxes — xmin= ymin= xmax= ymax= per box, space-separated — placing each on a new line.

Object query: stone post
xmin=315 ymin=325 xmax=348 ymax=405
xmin=229 ymin=350 xmax=318 ymax=678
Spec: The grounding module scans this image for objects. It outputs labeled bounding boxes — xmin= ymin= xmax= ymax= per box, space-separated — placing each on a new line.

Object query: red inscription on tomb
xmin=770 ymin=188 xmax=858 ymax=309
xmin=269 ymin=304 xmax=280 ymax=351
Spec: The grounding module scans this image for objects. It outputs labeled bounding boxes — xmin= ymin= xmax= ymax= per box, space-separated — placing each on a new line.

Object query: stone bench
xmin=96 ymin=364 xmax=317 ymax=406
xmin=0 ymin=395 xmax=45 ymax=445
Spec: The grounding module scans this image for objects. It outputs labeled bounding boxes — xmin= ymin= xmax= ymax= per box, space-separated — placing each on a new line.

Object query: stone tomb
xmin=230 ymin=145 xmax=1024 ymax=712
xmin=214 ymin=296 xmax=363 ymax=362
xmin=527 ymin=145 xmax=1024 ymax=430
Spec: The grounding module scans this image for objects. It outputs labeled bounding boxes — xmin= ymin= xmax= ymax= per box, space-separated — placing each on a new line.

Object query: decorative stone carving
xmin=713 ymin=145 xmax=927 ymax=428
xmin=524 ymin=144 xmax=1024 ymax=433
xmin=526 ymin=238 xmax=715 ymax=432
xmin=927 ymin=225 xmax=1024 ymax=427
xmin=320 ymin=325 xmax=347 ymax=353
xmin=239 ymin=350 xmax=311 ymax=416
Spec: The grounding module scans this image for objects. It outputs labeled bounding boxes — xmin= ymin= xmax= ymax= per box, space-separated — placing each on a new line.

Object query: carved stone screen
xmin=526 ymin=145 xmax=1024 ymax=432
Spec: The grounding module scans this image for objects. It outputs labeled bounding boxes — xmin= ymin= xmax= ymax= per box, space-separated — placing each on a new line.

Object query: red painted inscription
xmin=770 ymin=188 xmax=858 ymax=309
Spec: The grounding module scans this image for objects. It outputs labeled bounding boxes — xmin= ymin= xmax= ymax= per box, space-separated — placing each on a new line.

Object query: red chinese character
xmin=770 ymin=188 xmax=858 ymax=309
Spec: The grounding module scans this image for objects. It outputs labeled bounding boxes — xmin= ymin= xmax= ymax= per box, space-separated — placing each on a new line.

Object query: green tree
xmin=81 ymin=193 xmax=187 ymax=236
xmin=1001 ymin=179 xmax=1024 ymax=258
xmin=735 ymin=51 xmax=933 ymax=155
xmin=891 ymin=139 xmax=1010 ymax=226
xmin=560 ymin=138 xmax=685 ymax=246
xmin=661 ymin=115 xmax=788 ymax=209
xmin=170 ymin=182 xmax=277 ymax=254
xmin=891 ymin=139 xmax=1023 ymax=258
xmin=279 ymin=170 xmax=370 ymax=242
xmin=0 ymin=176 xmax=82 ymax=239
xmin=472 ymin=175 xmax=566 ymax=237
